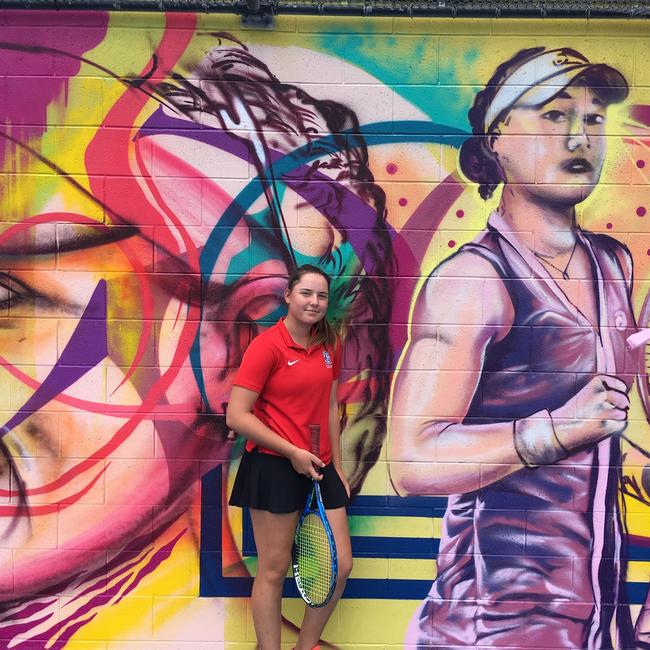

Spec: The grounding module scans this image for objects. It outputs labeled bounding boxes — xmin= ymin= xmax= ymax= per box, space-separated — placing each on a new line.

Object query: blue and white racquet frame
xmin=292 ymin=425 xmax=338 ymax=608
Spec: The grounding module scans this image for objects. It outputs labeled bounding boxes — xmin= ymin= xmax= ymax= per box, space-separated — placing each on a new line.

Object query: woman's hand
xmin=552 ymin=374 xmax=630 ymax=450
xmin=289 ymin=447 xmax=325 ymax=480
xmin=335 ymin=465 xmax=351 ymax=499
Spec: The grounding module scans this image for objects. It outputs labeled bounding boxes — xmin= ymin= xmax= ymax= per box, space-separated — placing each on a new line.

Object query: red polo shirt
xmin=233 ymin=318 xmax=340 ymax=463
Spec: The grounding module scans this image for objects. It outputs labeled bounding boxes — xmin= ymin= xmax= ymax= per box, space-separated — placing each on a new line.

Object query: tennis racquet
xmin=292 ymin=424 xmax=338 ymax=608
xmin=628 ymin=325 xmax=650 ymax=495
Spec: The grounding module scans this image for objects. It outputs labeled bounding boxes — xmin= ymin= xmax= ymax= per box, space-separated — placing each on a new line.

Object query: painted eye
xmin=542 ymin=110 xmax=566 ymax=123
xmin=585 ymin=113 xmax=604 ymax=126
xmin=0 ymin=278 xmax=20 ymax=309
xmin=0 ymin=274 xmax=56 ymax=312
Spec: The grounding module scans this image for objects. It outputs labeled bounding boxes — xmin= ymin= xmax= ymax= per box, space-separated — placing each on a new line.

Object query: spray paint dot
xmin=637 ymin=160 xmax=646 ymax=169
xmin=456 ymin=209 xmax=464 ymax=218
xmin=399 ymin=197 xmax=408 ymax=207
xmin=386 ymin=163 xmax=398 ymax=175
xmin=637 ymin=206 xmax=647 ymax=217
xmin=606 ymin=223 xmax=613 ymax=229
xmin=448 ymin=240 xmax=456 ymax=248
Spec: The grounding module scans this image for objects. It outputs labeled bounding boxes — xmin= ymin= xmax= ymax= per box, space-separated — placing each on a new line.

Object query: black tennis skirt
xmin=229 ymin=448 xmax=349 ymax=513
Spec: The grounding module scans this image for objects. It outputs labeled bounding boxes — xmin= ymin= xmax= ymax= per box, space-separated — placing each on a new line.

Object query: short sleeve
xmin=232 ymin=335 xmax=276 ymax=393
xmin=332 ymin=340 xmax=341 ymax=381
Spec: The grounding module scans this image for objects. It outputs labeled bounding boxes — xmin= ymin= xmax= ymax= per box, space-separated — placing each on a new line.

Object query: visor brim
xmin=515 ymin=63 xmax=628 ymax=109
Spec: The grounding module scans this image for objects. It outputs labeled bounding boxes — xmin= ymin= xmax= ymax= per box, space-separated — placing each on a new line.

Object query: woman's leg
xmin=295 ymin=507 xmax=353 ymax=650
xmin=249 ymin=508 xmax=300 ymax=650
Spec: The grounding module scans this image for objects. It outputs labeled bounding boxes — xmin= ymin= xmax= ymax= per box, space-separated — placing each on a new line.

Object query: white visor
xmin=484 ymin=49 xmax=597 ymax=131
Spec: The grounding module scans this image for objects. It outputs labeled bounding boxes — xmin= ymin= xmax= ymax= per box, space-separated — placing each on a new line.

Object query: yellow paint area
xmin=69 ymin=517 xmax=200 ymax=644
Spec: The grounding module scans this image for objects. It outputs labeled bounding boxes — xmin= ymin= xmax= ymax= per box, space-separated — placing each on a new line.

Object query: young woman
xmin=226 ymin=264 xmax=352 ymax=650
xmin=389 ymin=47 xmax=641 ymax=648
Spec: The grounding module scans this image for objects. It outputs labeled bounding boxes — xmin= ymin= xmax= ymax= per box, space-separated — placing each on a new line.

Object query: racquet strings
xmin=294 ymin=511 xmax=333 ymax=604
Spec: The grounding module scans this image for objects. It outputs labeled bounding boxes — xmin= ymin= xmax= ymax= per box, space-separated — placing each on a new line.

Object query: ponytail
xmin=310 ymin=312 xmax=338 ymax=350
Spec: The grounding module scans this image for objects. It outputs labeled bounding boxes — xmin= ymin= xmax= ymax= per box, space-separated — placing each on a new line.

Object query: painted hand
xmin=551 ymin=374 xmax=629 ymax=450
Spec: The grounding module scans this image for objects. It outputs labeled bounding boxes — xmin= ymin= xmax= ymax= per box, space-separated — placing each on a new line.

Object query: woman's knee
xmin=257 ymin=552 xmax=292 ymax=583
xmin=338 ymin=555 xmax=353 ymax=581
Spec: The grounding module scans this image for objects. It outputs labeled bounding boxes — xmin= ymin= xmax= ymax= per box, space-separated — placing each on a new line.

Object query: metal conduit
xmin=0 ymin=0 xmax=648 ymax=18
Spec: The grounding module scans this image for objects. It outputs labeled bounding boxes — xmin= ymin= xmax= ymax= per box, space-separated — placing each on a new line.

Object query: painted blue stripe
xmin=627 ymin=581 xmax=650 ymax=605
xmin=242 ymin=533 xmax=440 ymax=559
xmin=206 ymin=576 xmax=650 ymax=604
xmin=350 ymin=494 xmax=449 ymax=511
xmin=349 ymin=507 xmax=445 ymax=517
xmin=628 ymin=544 xmax=650 ymax=561
xmin=351 ymin=536 xmax=440 ymax=557
xmin=199 ymin=466 xmax=223 ymax=596
xmin=339 ymin=578 xmax=431 ymax=600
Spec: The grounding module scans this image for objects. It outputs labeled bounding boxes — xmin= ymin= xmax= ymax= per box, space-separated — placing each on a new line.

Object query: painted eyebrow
xmin=547 ymin=89 xmax=606 ymax=108
xmin=0 ymin=225 xmax=139 ymax=257
xmin=58 ymin=225 xmax=140 ymax=253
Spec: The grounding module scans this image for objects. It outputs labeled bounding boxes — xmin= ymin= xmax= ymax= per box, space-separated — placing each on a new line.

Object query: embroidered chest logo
xmin=323 ymin=350 xmax=333 ymax=368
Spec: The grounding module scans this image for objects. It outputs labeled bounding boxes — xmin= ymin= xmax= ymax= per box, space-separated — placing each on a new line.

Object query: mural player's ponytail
xmin=287 ymin=264 xmax=338 ymax=351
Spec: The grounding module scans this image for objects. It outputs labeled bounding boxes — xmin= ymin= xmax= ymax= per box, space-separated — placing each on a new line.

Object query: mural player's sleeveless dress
xmin=407 ymin=213 xmax=637 ymax=649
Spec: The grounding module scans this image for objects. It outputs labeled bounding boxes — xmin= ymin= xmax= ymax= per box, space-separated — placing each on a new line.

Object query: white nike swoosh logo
xmin=288 ymin=360 xmax=299 ymax=366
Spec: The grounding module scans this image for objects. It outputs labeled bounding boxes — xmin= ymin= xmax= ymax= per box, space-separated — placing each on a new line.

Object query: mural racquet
xmin=629 ymin=314 xmax=650 ymax=495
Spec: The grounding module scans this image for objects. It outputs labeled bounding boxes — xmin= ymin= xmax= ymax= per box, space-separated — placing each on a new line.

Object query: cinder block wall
xmin=0 ymin=9 xmax=649 ymax=648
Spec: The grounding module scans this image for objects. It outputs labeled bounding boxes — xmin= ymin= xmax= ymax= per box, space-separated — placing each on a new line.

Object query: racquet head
xmin=292 ymin=484 xmax=337 ymax=608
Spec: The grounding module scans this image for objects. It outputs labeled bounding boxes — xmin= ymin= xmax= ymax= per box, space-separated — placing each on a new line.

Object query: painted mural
xmin=0 ymin=10 xmax=649 ymax=649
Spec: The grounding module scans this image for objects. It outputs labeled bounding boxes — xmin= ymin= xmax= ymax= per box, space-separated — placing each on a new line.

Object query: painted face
xmin=284 ymin=273 xmax=330 ymax=327
xmin=491 ymin=85 xmax=608 ymax=205
xmin=0 ymin=109 xmax=244 ymax=599
xmin=0 ymin=86 xmax=348 ymax=600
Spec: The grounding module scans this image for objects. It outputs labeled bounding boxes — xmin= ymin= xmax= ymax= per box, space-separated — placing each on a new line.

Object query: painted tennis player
xmin=226 ymin=264 xmax=352 ymax=650
xmin=389 ymin=47 xmax=642 ymax=648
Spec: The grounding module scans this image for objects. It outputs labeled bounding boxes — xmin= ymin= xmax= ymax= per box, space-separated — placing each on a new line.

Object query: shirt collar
xmin=486 ymin=210 xmax=599 ymax=329
xmin=486 ymin=209 xmax=590 ymax=273
xmin=486 ymin=210 xmax=537 ymax=269
xmin=277 ymin=317 xmax=321 ymax=352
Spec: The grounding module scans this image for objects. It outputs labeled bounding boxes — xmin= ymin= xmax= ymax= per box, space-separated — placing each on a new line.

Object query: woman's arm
xmin=327 ymin=379 xmax=350 ymax=497
xmin=389 ymin=255 xmax=518 ymax=496
xmin=389 ymin=253 xmax=630 ymax=497
xmin=226 ymin=386 xmax=324 ymax=479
